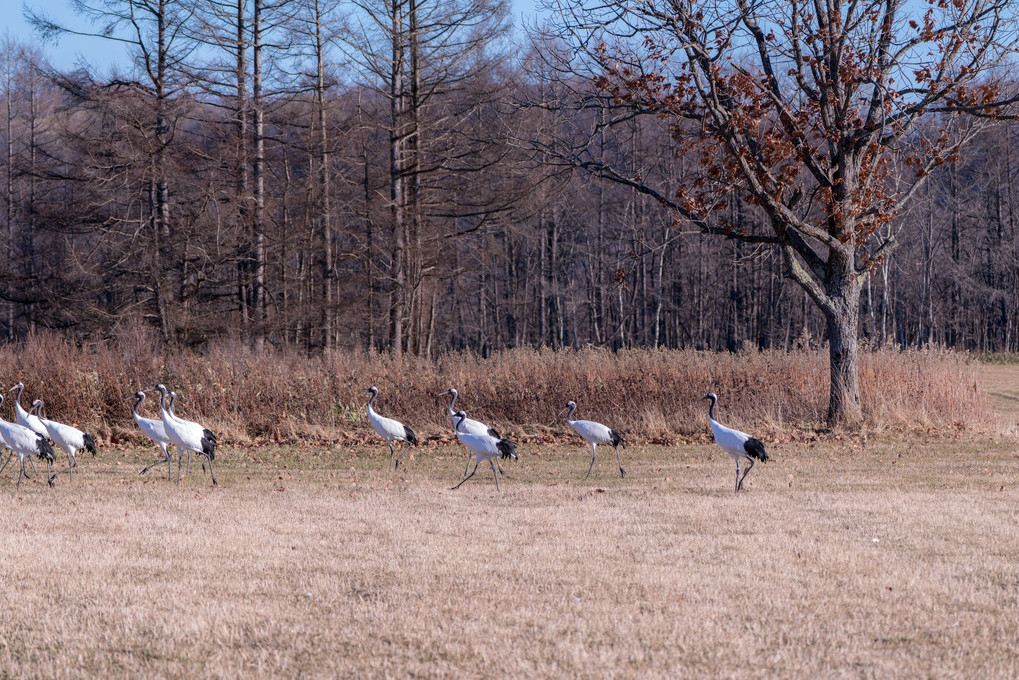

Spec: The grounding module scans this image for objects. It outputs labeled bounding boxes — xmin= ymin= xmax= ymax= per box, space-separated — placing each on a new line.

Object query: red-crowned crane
xmin=366 ymin=386 xmax=418 ymax=470
xmin=154 ymin=384 xmax=217 ymax=486
xmin=168 ymin=391 xmax=200 ymax=474
xmin=557 ymin=400 xmax=626 ymax=480
xmin=30 ymin=399 xmax=97 ymax=483
xmin=703 ymin=392 xmax=769 ymax=492
xmin=449 ymin=411 xmax=517 ymax=492
xmin=438 ymin=388 xmax=502 ymax=476
xmin=132 ymin=391 xmax=179 ymax=481
xmin=10 ymin=383 xmax=48 ymax=439
xmin=0 ymin=395 xmax=55 ymax=490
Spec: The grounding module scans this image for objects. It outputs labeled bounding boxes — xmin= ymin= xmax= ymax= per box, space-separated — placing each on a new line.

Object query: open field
xmin=975 ymin=363 xmax=1019 ymax=433
xmin=2 ymin=433 xmax=1018 ymax=678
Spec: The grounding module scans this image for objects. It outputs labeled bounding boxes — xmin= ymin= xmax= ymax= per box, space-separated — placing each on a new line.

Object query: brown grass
xmin=0 ymin=330 xmax=994 ymax=446
xmin=1 ymin=436 xmax=1017 ymax=678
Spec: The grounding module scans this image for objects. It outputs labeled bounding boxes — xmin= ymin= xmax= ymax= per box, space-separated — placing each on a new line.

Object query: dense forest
xmin=2 ymin=0 xmax=1019 ymax=357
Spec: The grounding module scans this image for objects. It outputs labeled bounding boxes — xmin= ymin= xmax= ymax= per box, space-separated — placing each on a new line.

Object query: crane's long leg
xmin=50 ymin=451 xmax=77 ymax=483
xmin=737 ymin=458 xmax=755 ymax=491
xmin=386 ymin=441 xmax=396 ymax=470
xmin=463 ymin=452 xmax=472 ymax=477
xmin=204 ymin=454 xmax=217 ymax=485
xmin=176 ymin=449 xmax=184 ymax=486
xmin=0 ymin=450 xmax=11 ymax=475
xmin=614 ymin=444 xmax=625 ymax=478
xmin=45 ymin=458 xmax=54 ymax=487
xmin=27 ymin=458 xmax=37 ymax=477
xmin=394 ymin=442 xmax=411 ymax=470
xmin=140 ymin=445 xmax=172 ymax=478
xmin=490 ymin=460 xmax=500 ymax=492
xmin=451 ymin=460 xmax=480 ymax=490
xmin=583 ymin=443 xmax=597 ymax=480
xmin=734 ymin=461 xmax=740 ymax=493
xmin=16 ymin=456 xmax=25 ymax=490
xmin=187 ymin=450 xmax=192 ymax=474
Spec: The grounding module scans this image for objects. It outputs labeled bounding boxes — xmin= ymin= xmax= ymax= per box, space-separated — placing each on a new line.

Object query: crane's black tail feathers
xmin=404 ymin=425 xmax=418 ymax=446
xmin=201 ymin=429 xmax=217 ymax=461
xmin=487 ymin=427 xmax=501 ymax=439
xmin=744 ymin=437 xmax=768 ymax=462
xmin=83 ymin=433 xmax=97 ymax=456
xmin=496 ymin=438 xmax=517 ymax=460
xmin=610 ymin=429 xmax=625 ymax=449
xmin=37 ymin=437 xmax=55 ymax=462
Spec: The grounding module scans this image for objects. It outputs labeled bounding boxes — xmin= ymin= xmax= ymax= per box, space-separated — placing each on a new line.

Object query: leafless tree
xmin=538 ymin=0 xmax=1019 ymax=426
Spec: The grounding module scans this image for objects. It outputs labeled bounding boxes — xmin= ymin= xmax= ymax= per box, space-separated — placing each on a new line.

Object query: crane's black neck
xmin=707 ymin=394 xmax=717 ymax=421
xmin=156 ymin=386 xmax=169 ymax=414
xmin=446 ymin=390 xmax=458 ymax=415
xmin=565 ymin=402 xmax=577 ymax=422
xmin=132 ymin=394 xmax=144 ymax=416
xmin=367 ymin=390 xmax=377 ymax=410
xmin=454 ymin=412 xmax=466 ymax=433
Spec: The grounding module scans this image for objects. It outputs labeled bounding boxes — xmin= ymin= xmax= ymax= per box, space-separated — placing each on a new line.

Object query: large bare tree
xmin=542 ymin=0 xmax=1019 ymax=425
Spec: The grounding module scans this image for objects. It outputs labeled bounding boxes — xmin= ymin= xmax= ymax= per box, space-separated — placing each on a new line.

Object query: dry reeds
xmin=0 ymin=331 xmax=993 ymax=444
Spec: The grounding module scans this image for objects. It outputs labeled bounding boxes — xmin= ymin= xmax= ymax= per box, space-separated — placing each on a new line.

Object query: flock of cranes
xmin=1 ymin=379 xmax=768 ymax=493
xmin=0 ymin=382 xmax=216 ymax=490
xmin=366 ymin=386 xmax=769 ymax=493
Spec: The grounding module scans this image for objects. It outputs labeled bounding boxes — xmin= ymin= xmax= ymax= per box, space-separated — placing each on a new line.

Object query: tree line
xmin=2 ymin=0 xmax=1019 ymax=367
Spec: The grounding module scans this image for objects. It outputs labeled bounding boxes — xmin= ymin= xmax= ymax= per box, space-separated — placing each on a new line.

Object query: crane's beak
xmin=556 ymin=407 xmax=569 ymax=419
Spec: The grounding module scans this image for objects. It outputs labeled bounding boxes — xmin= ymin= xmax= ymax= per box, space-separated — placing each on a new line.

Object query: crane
xmin=0 ymin=395 xmax=55 ymax=490
xmin=449 ymin=411 xmax=517 ymax=491
xmin=132 ymin=391 xmax=179 ymax=481
xmin=703 ymin=392 xmax=769 ymax=492
xmin=154 ymin=384 xmax=217 ymax=486
xmin=30 ymin=399 xmax=97 ymax=483
xmin=366 ymin=386 xmax=418 ymax=470
xmin=438 ymin=388 xmax=502 ymax=476
xmin=557 ymin=401 xmax=626 ymax=480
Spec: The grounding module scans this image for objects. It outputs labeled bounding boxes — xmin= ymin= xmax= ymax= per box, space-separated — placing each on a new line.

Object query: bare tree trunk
xmin=388 ymin=0 xmax=406 ymax=357
xmin=824 ymin=251 xmax=863 ymax=427
xmin=251 ymin=0 xmax=266 ymax=350
xmin=313 ymin=0 xmax=334 ymax=351
xmin=235 ymin=0 xmax=250 ymax=332
xmin=4 ymin=44 xmax=13 ymax=340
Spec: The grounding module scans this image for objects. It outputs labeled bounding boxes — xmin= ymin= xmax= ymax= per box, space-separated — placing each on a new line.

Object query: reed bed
xmin=0 ymin=330 xmax=993 ymax=445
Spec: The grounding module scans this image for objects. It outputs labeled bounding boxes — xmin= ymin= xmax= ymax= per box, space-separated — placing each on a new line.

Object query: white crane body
xmin=366 ymin=386 xmax=418 ymax=470
xmin=450 ymin=412 xmax=517 ymax=491
xmin=440 ymin=389 xmax=500 ymax=438
xmin=439 ymin=389 xmax=502 ymax=475
xmin=0 ymin=395 xmax=56 ymax=490
xmin=30 ymin=400 xmax=97 ymax=483
xmin=704 ymin=392 xmax=768 ymax=492
xmin=132 ymin=392 xmax=180 ymax=480
xmin=155 ymin=384 xmax=217 ymax=485
xmin=558 ymin=401 xmax=626 ymax=480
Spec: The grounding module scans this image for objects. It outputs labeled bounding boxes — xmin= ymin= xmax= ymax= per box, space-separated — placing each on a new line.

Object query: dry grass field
xmin=2 ymin=428 xmax=1018 ymax=678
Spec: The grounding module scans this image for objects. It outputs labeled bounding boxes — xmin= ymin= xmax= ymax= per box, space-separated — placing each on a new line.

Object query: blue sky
xmin=4 ymin=0 xmax=541 ymax=72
